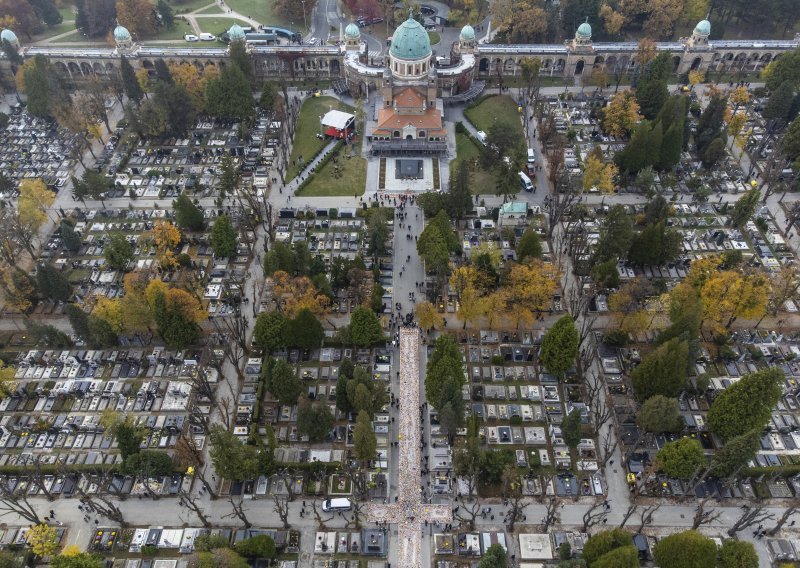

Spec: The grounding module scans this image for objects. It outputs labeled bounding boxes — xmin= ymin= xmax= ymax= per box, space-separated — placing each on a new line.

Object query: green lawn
xmin=32 ymin=20 xmax=78 ymax=41
xmin=428 ymin=31 xmax=440 ymax=45
xmin=150 ymin=19 xmax=196 ymax=40
xmin=167 ymin=0 xmax=217 ymax=14
xmin=222 ymin=0 xmax=297 ymax=29
xmin=194 ymin=16 xmax=253 ymax=34
xmin=464 ymin=94 xmax=525 ymax=142
xmin=451 ymin=132 xmax=499 ymax=194
xmin=297 ymin=142 xmax=366 ymax=197
xmin=193 ymin=3 xmax=226 ymax=14
xmin=287 ymin=96 xmax=354 ymax=182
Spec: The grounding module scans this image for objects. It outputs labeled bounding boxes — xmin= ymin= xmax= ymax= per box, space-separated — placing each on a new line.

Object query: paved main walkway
xmin=367 ymin=328 xmax=450 ymax=567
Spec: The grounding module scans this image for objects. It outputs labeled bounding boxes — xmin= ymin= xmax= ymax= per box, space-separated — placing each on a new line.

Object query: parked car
xmin=199 ymin=33 xmax=216 ymax=41
xmin=184 ymin=34 xmax=199 ymax=41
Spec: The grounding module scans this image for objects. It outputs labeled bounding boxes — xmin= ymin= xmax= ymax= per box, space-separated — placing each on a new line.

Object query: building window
xmin=415 ymin=64 xmax=419 ymax=74
xmin=418 ymin=131 xmax=426 ymax=138
xmin=393 ymin=130 xmax=400 ymax=138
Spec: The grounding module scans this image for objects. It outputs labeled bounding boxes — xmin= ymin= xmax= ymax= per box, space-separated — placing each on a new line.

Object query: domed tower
xmin=389 ymin=12 xmax=432 ymax=81
xmin=344 ymin=22 xmax=360 ymax=51
xmin=0 ymin=28 xmax=20 ymax=50
xmin=575 ymin=20 xmax=592 ymax=47
xmin=228 ymin=24 xmax=246 ymax=43
xmin=113 ymin=24 xmax=133 ymax=50
xmin=691 ymin=19 xmax=711 ymax=46
xmin=459 ymin=24 xmax=476 ymax=53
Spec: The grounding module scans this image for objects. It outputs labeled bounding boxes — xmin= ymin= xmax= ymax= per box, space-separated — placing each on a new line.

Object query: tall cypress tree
xmin=657 ymin=122 xmax=682 ymax=171
xmin=154 ymin=58 xmax=173 ymax=84
xmin=120 ymin=55 xmax=144 ymax=106
xmin=645 ymin=121 xmax=663 ymax=170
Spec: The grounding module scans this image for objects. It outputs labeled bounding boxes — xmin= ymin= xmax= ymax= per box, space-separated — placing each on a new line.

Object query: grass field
xmin=167 ymin=0 xmax=216 ymax=14
xmin=194 ymin=16 xmax=253 ymax=34
xmin=297 ymin=141 xmax=366 ymax=197
xmin=464 ymin=94 xmax=525 ymax=142
xmin=428 ymin=31 xmax=440 ymax=45
xmin=151 ymin=19 xmax=196 ymax=40
xmin=222 ymin=0 xmax=298 ymax=29
xmin=33 ymin=20 xmax=78 ymax=41
xmin=451 ymin=132 xmax=498 ymax=194
xmin=287 ymin=96 xmax=354 ymax=182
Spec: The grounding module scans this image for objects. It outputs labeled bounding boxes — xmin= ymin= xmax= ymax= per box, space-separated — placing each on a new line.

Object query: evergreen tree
xmin=730 ymin=189 xmax=761 ymax=228
xmin=349 ymin=306 xmax=383 ymax=346
xmin=447 ymin=159 xmax=472 ymax=219
xmin=631 ymin=338 xmax=689 ymax=399
xmin=635 ymin=53 xmax=671 ymax=119
xmin=628 ymin=220 xmax=681 ymax=266
xmin=120 ymin=56 xmax=144 ymax=105
xmin=205 ymin=64 xmax=254 ymax=120
xmin=593 ymin=205 xmax=634 ymax=263
xmin=23 ymin=56 xmax=52 ymax=118
xmin=657 ymin=122 xmax=683 ymax=171
xmin=104 ymin=232 xmax=134 ymax=270
xmin=540 ymin=315 xmax=579 ymax=380
xmin=353 ymin=410 xmax=377 ymax=463
xmin=617 ymin=121 xmax=650 ymax=173
xmin=695 ymin=93 xmax=727 ymax=155
xmin=155 ymin=0 xmax=174 ymax=28
xmin=283 ymin=308 xmax=324 ymax=349
xmin=644 ymin=120 xmax=663 ymax=169
xmin=173 ymin=193 xmax=205 ymax=231
xmin=65 ymin=303 xmax=92 ymax=343
xmin=29 ymin=0 xmax=63 ymax=26
xmin=253 ymin=311 xmax=286 ymax=353
xmin=763 ymin=80 xmax=795 ymax=124
xmin=707 ymin=367 xmax=783 ymax=440
xmin=59 ymin=221 xmax=82 ymax=253
xmin=152 ymin=292 xmax=200 ymax=348
xmin=561 ymin=407 xmax=582 ymax=449
xmin=154 ymin=58 xmax=172 ymax=83
xmin=152 ymin=81 xmax=196 ymax=137
xmin=516 ymin=229 xmax=542 ymax=262
xmin=211 ymin=214 xmax=236 ymax=258
xmin=36 ymin=263 xmax=72 ymax=301
xmin=263 ymin=358 xmax=301 ymax=404
xmin=297 ymin=401 xmax=334 ymax=442
xmin=229 ymin=39 xmax=252 ymax=78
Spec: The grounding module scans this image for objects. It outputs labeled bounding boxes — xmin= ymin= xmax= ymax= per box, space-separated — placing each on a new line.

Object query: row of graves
xmin=104 ymin=114 xmax=280 ymax=200
xmin=0 ymin=347 xmax=213 ymax=488
xmin=227 ymin=347 xmax=391 ymax=499
xmin=449 ymin=328 xmax=605 ymax=499
xmin=42 ymin=203 xmax=255 ymax=320
xmin=603 ymin=329 xmax=800 ymax=500
xmin=0 ymin=106 xmax=80 ymax=195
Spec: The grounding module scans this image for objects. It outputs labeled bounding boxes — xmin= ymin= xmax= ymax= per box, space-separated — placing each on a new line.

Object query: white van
xmin=527 ymin=148 xmax=535 ymax=165
xmin=321 ymin=498 xmax=352 ymax=512
xmin=518 ymin=171 xmax=533 ymax=192
xmin=198 ymin=33 xmax=216 ymax=41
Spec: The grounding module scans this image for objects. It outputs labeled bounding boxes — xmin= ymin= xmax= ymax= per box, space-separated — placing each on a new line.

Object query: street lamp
xmin=300 ymin=0 xmax=308 ymax=33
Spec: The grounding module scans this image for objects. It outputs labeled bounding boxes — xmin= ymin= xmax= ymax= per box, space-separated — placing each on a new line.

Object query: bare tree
xmin=211 ymin=317 xmax=248 ymax=382
xmin=599 ymin=430 xmax=618 ymax=467
xmin=618 ymin=504 xmax=638 ymax=528
xmin=767 ymin=507 xmax=798 ymax=536
xmin=728 ymin=507 xmax=775 ymax=537
xmin=312 ymin=499 xmax=334 ymax=530
xmin=225 ymin=496 xmax=252 ymax=528
xmin=541 ymin=498 xmax=561 ymax=532
xmin=635 ymin=503 xmax=661 ymax=534
xmin=179 ymin=490 xmax=211 ymax=527
xmin=691 ymin=498 xmax=722 ymax=530
xmin=272 ymin=494 xmax=291 ymax=529
xmin=545 ymin=144 xmax=582 ymax=238
xmin=75 ymin=475 xmax=127 ymax=527
xmin=585 ymin=373 xmax=612 ymax=433
xmin=501 ymin=465 xmax=526 ymax=532
xmin=0 ymin=483 xmax=40 ymax=524
xmin=453 ymin=498 xmax=481 ymax=531
xmin=581 ymin=502 xmax=607 ymax=532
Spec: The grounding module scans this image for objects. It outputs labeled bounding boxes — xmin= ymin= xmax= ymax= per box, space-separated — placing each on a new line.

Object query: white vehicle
xmin=476 ymin=130 xmax=487 ymax=145
xmin=527 ymin=147 xmax=536 ymax=165
xmin=199 ymin=33 xmax=216 ymax=41
xmin=184 ymin=34 xmax=199 ymax=42
xmin=321 ymin=498 xmax=352 ymax=512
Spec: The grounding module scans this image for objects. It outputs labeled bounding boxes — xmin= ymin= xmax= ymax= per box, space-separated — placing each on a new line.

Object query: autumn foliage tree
xmin=151 ymin=220 xmax=181 ymax=270
xmin=270 ymin=271 xmax=330 ymax=317
xmin=602 ymin=91 xmax=642 ymax=137
xmin=501 ymin=260 xmax=559 ymax=328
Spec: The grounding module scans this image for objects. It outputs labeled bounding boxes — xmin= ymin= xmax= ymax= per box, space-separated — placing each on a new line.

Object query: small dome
xmin=460 ymin=24 xmax=475 ymax=40
xmin=694 ymin=19 xmax=711 ymax=36
xmin=390 ymin=14 xmax=431 ymax=61
xmin=228 ymin=24 xmax=245 ymax=41
xmin=345 ymin=22 xmax=360 ymax=39
xmin=0 ymin=29 xmax=18 ymax=44
xmin=576 ymin=21 xmax=592 ymax=39
xmin=113 ymin=25 xmax=131 ymax=42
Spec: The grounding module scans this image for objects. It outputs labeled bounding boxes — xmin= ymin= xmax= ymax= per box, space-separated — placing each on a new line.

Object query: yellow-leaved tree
xmin=602 ymin=91 xmax=642 ymax=138
xmin=18 ymin=178 xmax=54 ymax=230
xmin=416 ymin=301 xmax=444 ymax=332
xmin=700 ymin=270 xmax=770 ymax=331
xmin=501 ymin=260 xmax=560 ymax=328
xmin=456 ymin=284 xmax=484 ymax=329
xmin=480 ymin=291 xmax=507 ymax=330
xmin=0 ymin=360 xmax=16 ymax=397
xmin=27 ymin=524 xmax=59 ymax=557
xmin=582 ymin=150 xmax=618 ymax=194
xmin=121 ymin=272 xmax=155 ymax=333
xmin=93 ymin=297 xmax=124 ymax=334
xmin=151 ymin=220 xmax=181 ymax=270
xmin=271 ymin=271 xmax=330 ymax=317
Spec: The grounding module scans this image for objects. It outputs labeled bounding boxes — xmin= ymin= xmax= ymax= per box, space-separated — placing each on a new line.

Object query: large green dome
xmin=390 ymin=15 xmax=431 ymax=61
xmin=345 ymin=22 xmax=360 ymax=39
xmin=576 ymin=22 xmax=591 ymax=39
xmin=694 ymin=19 xmax=711 ymax=36
xmin=113 ymin=25 xmax=131 ymax=42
